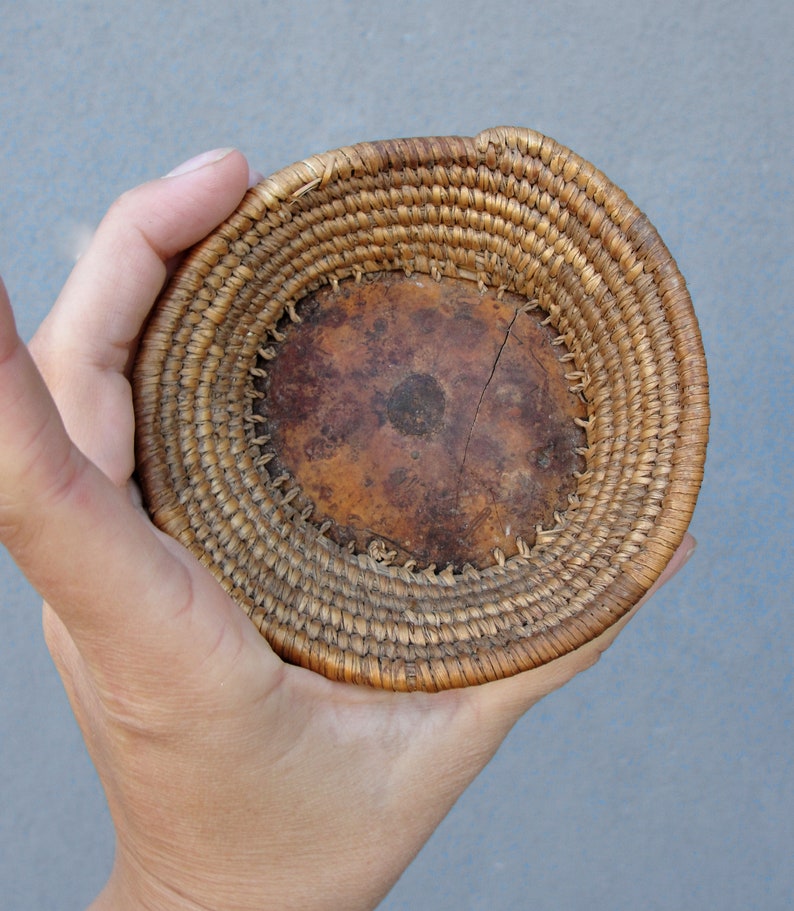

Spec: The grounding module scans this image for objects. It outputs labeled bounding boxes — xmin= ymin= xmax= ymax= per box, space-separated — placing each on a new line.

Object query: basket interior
xmin=133 ymin=127 xmax=709 ymax=691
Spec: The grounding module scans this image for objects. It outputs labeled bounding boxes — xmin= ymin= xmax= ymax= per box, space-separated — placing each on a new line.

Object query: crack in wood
xmin=455 ymin=308 xmax=520 ymax=507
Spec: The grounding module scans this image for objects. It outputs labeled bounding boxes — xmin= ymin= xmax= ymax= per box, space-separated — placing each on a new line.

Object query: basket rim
xmin=133 ymin=126 xmax=710 ymax=691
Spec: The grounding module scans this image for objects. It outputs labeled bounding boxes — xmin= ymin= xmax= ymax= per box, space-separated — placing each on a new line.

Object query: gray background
xmin=1 ymin=1 xmax=791 ymax=908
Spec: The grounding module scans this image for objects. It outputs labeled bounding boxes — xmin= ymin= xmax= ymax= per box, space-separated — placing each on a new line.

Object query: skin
xmin=0 ymin=148 xmax=694 ymax=911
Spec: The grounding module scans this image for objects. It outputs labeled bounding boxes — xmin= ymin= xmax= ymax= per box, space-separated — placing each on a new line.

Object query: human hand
xmin=0 ymin=149 xmax=695 ymax=911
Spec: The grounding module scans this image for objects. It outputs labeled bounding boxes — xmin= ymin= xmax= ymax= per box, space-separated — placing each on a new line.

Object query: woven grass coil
xmin=132 ymin=127 xmax=709 ymax=691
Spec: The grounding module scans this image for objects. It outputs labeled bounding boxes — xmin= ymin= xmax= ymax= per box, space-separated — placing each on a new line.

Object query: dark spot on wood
xmin=387 ymin=373 xmax=446 ymax=436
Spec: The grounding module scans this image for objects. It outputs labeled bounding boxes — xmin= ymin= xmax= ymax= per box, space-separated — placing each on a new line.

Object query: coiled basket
xmin=133 ymin=127 xmax=709 ymax=691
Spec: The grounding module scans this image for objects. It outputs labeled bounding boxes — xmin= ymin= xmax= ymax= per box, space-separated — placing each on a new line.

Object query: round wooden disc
xmin=254 ymin=273 xmax=585 ymax=570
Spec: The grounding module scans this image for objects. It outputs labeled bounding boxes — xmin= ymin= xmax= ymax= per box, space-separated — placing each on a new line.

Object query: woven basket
xmin=132 ymin=127 xmax=709 ymax=691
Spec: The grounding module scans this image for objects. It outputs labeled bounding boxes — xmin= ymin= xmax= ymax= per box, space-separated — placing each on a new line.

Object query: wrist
xmin=87 ymin=843 xmax=391 ymax=911
xmin=88 ymin=854 xmax=209 ymax=911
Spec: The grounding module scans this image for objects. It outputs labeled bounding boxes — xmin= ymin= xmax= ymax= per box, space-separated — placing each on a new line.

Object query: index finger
xmin=28 ymin=150 xmax=251 ymax=483
xmin=39 ymin=148 xmax=252 ymax=376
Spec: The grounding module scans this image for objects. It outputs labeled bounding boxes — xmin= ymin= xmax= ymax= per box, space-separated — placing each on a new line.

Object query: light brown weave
xmin=132 ymin=127 xmax=709 ymax=691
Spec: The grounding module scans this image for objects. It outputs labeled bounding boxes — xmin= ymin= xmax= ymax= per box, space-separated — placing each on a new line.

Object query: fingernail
xmin=682 ymin=537 xmax=697 ymax=566
xmin=247 ymin=167 xmax=265 ymax=188
xmin=162 ymin=147 xmax=236 ymax=178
